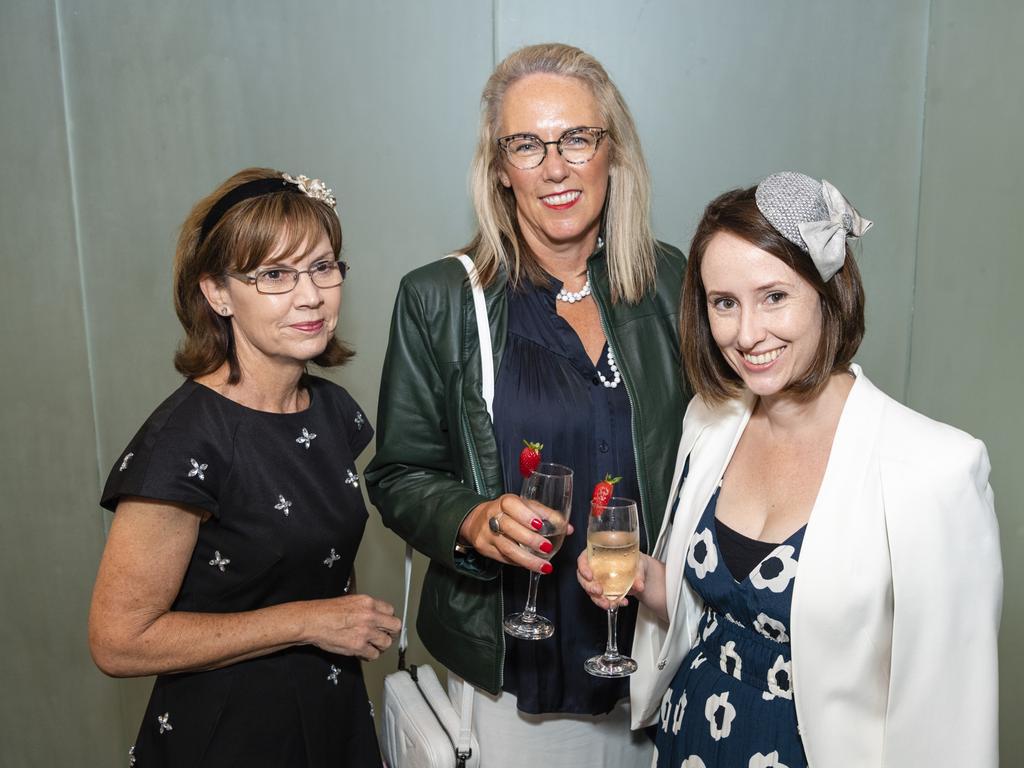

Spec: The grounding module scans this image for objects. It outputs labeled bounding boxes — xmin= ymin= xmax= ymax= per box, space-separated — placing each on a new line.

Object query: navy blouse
xmin=493 ymin=276 xmax=648 ymax=715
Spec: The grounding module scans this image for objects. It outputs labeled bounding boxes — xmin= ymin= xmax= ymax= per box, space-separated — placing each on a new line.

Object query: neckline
xmin=189 ymin=375 xmax=318 ymax=416
xmin=705 ymin=487 xmax=806 ymax=585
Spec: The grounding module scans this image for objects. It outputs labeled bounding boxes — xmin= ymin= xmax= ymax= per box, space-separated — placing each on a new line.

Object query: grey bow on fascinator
xmin=755 ymin=171 xmax=873 ymax=281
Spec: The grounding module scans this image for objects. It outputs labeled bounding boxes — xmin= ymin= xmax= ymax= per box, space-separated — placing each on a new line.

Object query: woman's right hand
xmin=304 ymin=594 xmax=403 ymax=661
xmin=459 ymin=494 xmax=569 ymax=573
xmin=576 ymin=549 xmax=649 ymax=611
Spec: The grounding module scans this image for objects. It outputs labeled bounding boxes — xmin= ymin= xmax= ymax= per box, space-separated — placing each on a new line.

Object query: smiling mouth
xmin=541 ymin=190 xmax=581 ymax=209
xmin=742 ymin=347 xmax=784 ymax=366
xmin=291 ymin=321 xmax=325 ymax=333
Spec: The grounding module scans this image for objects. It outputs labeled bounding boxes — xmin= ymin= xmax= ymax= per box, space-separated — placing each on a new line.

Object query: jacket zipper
xmin=588 ymin=263 xmax=650 ymax=552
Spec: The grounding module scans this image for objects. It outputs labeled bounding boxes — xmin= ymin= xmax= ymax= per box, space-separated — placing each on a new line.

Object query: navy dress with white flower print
xmin=654 ymin=487 xmax=808 ymax=768
xmin=100 ymin=376 xmax=379 ymax=768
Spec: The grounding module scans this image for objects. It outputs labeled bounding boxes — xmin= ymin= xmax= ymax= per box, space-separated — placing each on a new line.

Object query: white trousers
xmin=447 ymin=673 xmax=653 ymax=768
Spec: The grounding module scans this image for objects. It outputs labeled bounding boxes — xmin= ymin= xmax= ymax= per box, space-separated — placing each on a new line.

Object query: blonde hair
xmin=173 ymin=167 xmax=352 ymax=383
xmin=463 ymin=43 xmax=656 ymax=303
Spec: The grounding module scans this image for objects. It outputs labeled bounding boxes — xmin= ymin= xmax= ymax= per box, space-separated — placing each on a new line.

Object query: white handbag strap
xmin=393 ymin=253 xmax=489 ymax=761
xmin=454 ymin=253 xmax=494 ymax=419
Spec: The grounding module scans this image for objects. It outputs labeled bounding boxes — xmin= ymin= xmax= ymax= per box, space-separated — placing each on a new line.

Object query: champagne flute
xmin=502 ymin=462 xmax=572 ymax=640
xmin=584 ymin=497 xmax=640 ymax=677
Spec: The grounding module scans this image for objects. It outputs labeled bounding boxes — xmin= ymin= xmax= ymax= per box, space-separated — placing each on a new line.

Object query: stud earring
xmin=220 ymin=307 xmax=229 ymax=316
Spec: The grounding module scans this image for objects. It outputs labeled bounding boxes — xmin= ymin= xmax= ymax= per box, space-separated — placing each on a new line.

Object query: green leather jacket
xmin=365 ymin=243 xmax=689 ymax=694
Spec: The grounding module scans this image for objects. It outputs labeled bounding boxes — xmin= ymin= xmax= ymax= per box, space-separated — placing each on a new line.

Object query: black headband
xmin=198 ymin=177 xmax=302 ymax=245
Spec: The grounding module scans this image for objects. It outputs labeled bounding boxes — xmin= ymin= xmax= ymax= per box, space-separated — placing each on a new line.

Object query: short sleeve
xmin=99 ymin=383 xmax=235 ymax=519
xmin=321 ymin=380 xmax=374 ymax=459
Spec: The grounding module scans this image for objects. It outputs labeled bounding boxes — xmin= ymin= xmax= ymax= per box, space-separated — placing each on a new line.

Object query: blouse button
xmin=598 ymin=440 xmax=609 ymax=453
xmin=591 ymin=376 xmax=600 ymax=386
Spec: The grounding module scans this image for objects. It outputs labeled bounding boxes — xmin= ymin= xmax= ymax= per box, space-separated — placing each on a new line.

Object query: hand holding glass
xmin=585 ymin=498 xmax=640 ymax=677
xmin=502 ymin=463 xmax=572 ymax=640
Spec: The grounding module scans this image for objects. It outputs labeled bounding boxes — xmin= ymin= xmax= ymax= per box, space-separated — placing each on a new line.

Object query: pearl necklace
xmin=556 ymin=279 xmax=591 ymax=303
xmin=598 ymin=346 xmax=621 ymax=389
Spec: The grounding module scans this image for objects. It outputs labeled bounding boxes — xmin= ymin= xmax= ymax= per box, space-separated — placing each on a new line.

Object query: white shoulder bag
xmin=380 ymin=254 xmax=491 ymax=768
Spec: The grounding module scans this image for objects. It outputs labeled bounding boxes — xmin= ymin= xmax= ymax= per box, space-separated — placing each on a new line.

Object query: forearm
xmin=90 ymin=599 xmax=313 ymax=677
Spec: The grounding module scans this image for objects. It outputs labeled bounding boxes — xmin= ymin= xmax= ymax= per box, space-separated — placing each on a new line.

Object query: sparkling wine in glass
xmin=585 ymin=497 xmax=640 ymax=677
xmin=503 ymin=462 xmax=572 ymax=640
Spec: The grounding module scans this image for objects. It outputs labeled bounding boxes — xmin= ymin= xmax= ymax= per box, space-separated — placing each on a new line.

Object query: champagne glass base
xmin=503 ymin=613 xmax=554 ymax=640
xmin=584 ymin=652 xmax=638 ymax=678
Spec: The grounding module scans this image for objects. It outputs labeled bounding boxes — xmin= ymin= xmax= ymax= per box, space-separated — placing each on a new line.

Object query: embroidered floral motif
xmin=660 ymin=687 xmax=674 ymax=732
xmin=345 ymin=469 xmax=359 ymax=489
xmin=754 ymin=613 xmax=790 ymax=644
xmin=157 ymin=712 xmax=172 ymax=734
xmin=671 ymin=691 xmax=687 ymax=736
xmin=354 ymin=411 xmax=365 ymax=431
xmin=323 ymin=548 xmax=340 ymax=568
xmin=763 ymin=655 xmax=793 ymax=700
xmin=187 ymin=458 xmax=207 ymax=480
xmin=724 ymin=611 xmax=745 ymax=628
xmin=749 ymin=545 xmax=798 ymax=593
xmin=128 ymin=745 xmax=136 ymax=766
xmin=209 ymin=551 xmax=230 ymax=572
xmin=720 ymin=640 xmax=742 ymax=680
xmin=295 ymin=427 xmax=317 ymax=449
xmin=275 ymin=495 xmax=292 ymax=517
xmin=749 ymin=751 xmax=789 ymax=768
xmin=704 ymin=691 xmax=736 ymax=741
xmin=687 ymin=527 xmax=719 ymax=579
xmin=327 ymin=664 xmax=340 ymax=685
xmin=119 ymin=453 xmax=134 ymax=472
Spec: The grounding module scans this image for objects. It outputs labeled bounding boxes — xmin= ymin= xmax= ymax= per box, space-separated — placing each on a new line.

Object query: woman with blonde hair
xmin=367 ymin=43 xmax=688 ymax=765
xmin=89 ymin=167 xmax=400 ymax=766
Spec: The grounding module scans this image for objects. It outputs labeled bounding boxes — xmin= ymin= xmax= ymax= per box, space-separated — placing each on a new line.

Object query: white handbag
xmin=380 ymin=254 xmax=491 ymax=768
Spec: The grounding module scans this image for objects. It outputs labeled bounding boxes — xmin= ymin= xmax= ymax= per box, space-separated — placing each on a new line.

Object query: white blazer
xmin=630 ymin=365 xmax=1002 ymax=766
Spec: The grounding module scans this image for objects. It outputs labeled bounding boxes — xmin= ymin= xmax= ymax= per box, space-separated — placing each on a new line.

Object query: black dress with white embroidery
xmin=101 ymin=375 xmax=378 ymax=767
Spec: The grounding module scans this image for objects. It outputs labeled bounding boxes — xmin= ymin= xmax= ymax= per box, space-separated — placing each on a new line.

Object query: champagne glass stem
xmin=605 ymin=605 xmax=620 ymax=656
xmin=523 ymin=571 xmax=542 ymax=621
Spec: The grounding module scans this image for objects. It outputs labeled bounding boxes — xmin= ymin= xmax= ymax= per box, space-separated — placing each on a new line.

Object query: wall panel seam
xmin=905 ymin=0 xmax=933 ymax=405
xmin=54 ymin=0 xmax=104 ymax=489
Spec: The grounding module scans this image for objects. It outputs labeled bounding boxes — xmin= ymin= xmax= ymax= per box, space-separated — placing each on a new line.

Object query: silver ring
xmin=488 ymin=514 xmax=503 ymax=535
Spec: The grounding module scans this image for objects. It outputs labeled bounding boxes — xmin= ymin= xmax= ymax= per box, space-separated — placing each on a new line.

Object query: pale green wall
xmin=1 ymin=0 xmax=1019 ymax=764
xmin=909 ymin=0 xmax=1024 ymax=759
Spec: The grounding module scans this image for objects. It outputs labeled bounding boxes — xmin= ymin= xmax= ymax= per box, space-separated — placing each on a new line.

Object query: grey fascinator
xmin=754 ymin=171 xmax=872 ymax=281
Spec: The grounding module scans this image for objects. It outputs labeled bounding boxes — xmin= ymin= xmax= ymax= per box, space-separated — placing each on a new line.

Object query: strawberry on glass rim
xmin=591 ymin=474 xmax=621 ymax=514
xmin=519 ymin=440 xmax=543 ymax=478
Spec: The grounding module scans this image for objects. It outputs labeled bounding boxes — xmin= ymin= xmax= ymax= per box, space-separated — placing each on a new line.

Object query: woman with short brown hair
xmin=89 ymin=167 xmax=399 ymax=766
xmin=580 ymin=172 xmax=1001 ymax=767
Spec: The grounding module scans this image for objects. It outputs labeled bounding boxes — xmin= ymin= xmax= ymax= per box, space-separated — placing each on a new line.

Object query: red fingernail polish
xmin=541 ymin=563 xmax=553 ymax=575
xmin=539 ymin=540 xmax=553 ymax=554
xmin=530 ymin=518 xmax=543 ymax=531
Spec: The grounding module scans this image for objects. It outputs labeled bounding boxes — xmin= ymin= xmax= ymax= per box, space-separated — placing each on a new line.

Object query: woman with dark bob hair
xmin=579 ymin=172 xmax=1002 ymax=766
xmin=89 ymin=167 xmax=400 ymax=766
xmin=367 ymin=43 xmax=687 ymax=766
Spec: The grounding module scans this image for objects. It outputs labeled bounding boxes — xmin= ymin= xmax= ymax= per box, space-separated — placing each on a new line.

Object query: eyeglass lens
xmin=502 ymin=129 xmax=603 ymax=170
xmin=255 ymin=261 xmax=346 ymax=294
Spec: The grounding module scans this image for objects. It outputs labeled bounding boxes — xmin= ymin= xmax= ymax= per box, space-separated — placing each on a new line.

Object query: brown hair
xmin=681 ymin=186 xmax=865 ymax=404
xmin=462 ymin=42 xmax=656 ymax=303
xmin=173 ymin=167 xmax=352 ymax=383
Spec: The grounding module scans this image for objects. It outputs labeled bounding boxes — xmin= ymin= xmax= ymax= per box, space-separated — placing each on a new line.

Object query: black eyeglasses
xmin=225 ymin=259 xmax=348 ymax=295
xmin=496 ymin=127 xmax=608 ymax=170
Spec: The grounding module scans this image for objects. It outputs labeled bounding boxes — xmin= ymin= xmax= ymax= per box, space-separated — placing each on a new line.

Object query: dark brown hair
xmin=681 ymin=186 xmax=865 ymax=404
xmin=173 ymin=167 xmax=352 ymax=383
